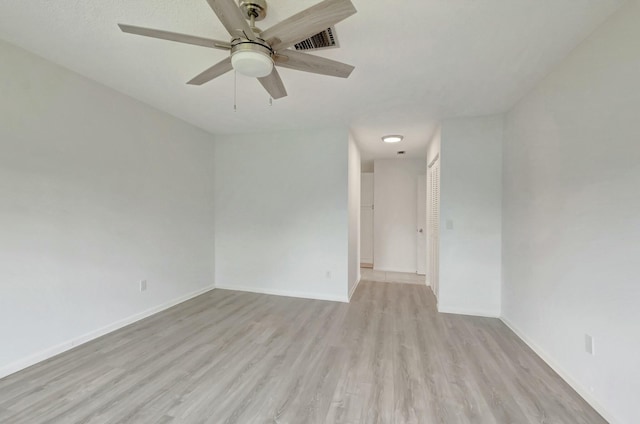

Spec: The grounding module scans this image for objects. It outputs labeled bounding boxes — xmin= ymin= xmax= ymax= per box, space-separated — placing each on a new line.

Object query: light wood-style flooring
xmin=359 ymin=269 xmax=426 ymax=285
xmin=0 ymin=281 xmax=606 ymax=423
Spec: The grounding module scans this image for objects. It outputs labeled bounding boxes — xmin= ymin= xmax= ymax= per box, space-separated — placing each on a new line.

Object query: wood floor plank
xmin=0 ymin=281 xmax=607 ymax=424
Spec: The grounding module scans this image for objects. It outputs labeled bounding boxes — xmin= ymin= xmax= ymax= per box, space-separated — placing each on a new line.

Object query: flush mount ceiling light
xmin=382 ymin=135 xmax=404 ymax=143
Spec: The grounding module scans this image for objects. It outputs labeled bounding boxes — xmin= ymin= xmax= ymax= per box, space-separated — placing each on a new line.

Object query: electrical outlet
xmin=140 ymin=279 xmax=147 ymax=292
xmin=446 ymin=219 xmax=454 ymax=230
xmin=585 ymin=334 xmax=595 ymax=355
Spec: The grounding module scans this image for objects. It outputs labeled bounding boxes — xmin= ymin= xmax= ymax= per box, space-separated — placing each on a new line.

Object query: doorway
xmin=359 ymin=160 xmax=427 ymax=283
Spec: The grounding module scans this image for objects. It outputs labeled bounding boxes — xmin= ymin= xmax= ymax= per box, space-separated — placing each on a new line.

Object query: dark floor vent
xmin=294 ymin=27 xmax=338 ymax=51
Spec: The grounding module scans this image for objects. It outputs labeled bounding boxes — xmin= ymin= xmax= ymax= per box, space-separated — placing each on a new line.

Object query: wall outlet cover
xmin=585 ymin=334 xmax=594 ymax=355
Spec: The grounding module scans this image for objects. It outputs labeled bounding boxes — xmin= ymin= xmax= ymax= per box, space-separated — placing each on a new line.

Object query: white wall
xmin=502 ymin=1 xmax=640 ymax=422
xmin=348 ymin=133 xmax=361 ymax=299
xmin=439 ymin=116 xmax=503 ymax=317
xmin=213 ymin=128 xmax=350 ymax=302
xmin=373 ymin=159 xmax=425 ymax=273
xmin=0 ymin=40 xmax=216 ymax=377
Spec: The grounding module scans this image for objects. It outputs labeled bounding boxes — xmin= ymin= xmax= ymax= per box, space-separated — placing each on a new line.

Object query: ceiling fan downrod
xmin=239 ymin=0 xmax=267 ymax=23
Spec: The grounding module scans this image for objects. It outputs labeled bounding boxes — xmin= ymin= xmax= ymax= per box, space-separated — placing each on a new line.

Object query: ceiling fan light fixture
xmin=382 ymin=135 xmax=403 ymax=143
xmin=118 ymin=0 xmax=358 ymax=99
xmin=231 ymin=50 xmax=273 ymax=78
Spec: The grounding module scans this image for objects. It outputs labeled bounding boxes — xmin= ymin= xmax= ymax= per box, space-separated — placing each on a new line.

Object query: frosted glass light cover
xmin=231 ymin=51 xmax=274 ymax=78
xmin=382 ymin=135 xmax=404 ymax=143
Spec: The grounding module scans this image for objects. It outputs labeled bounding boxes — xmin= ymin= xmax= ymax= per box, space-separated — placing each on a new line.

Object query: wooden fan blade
xmin=275 ymin=50 xmax=354 ymax=78
xmin=118 ymin=24 xmax=231 ymax=50
xmin=205 ymin=0 xmax=257 ymax=41
xmin=258 ymin=68 xmax=287 ymax=99
xmin=187 ymin=57 xmax=233 ymax=85
xmin=261 ymin=0 xmax=356 ymax=51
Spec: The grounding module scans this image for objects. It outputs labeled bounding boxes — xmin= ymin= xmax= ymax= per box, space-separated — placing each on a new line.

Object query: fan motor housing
xmin=230 ymin=38 xmax=273 ymax=57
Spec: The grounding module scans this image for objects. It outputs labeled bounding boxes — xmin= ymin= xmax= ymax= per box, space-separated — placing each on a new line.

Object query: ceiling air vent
xmin=294 ymin=27 xmax=339 ymax=51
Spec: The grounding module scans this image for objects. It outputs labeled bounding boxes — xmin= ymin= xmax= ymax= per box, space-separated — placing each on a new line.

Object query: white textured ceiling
xmin=0 ymin=0 xmax=624 ymax=159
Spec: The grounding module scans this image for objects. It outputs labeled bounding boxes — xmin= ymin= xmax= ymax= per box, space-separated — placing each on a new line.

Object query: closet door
xmin=416 ymin=176 xmax=427 ymax=275
xmin=429 ymin=160 xmax=440 ymax=298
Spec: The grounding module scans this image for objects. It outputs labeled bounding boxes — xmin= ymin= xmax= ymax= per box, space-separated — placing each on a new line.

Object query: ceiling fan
xmin=118 ymin=0 xmax=357 ymax=99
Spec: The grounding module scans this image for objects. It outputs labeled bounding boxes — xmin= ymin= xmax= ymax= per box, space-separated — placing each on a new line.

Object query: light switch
xmin=446 ymin=220 xmax=454 ymax=230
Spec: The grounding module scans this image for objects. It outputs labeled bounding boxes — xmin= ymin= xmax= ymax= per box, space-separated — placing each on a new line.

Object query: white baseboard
xmin=501 ymin=316 xmax=617 ymax=424
xmin=437 ymin=305 xmax=500 ymax=318
xmin=348 ymin=276 xmax=361 ymax=302
xmin=373 ymin=267 xmax=417 ymax=274
xmin=0 ymin=285 xmax=215 ymax=380
xmin=214 ymin=284 xmax=349 ymax=303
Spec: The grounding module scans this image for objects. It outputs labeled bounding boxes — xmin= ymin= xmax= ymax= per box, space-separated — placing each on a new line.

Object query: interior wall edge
xmin=213 ymin=284 xmax=349 ymax=303
xmin=348 ymin=276 xmax=362 ymax=302
xmin=437 ymin=306 xmax=500 ymax=319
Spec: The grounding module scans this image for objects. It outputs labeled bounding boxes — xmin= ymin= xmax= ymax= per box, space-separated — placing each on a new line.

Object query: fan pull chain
xmin=233 ymin=71 xmax=237 ymax=112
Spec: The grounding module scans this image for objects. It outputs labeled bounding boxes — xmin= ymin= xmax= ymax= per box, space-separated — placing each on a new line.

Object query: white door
xmin=360 ymin=173 xmax=374 ymax=265
xmin=416 ymin=175 xmax=426 ymax=275
xmin=428 ymin=160 xmax=440 ymax=298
